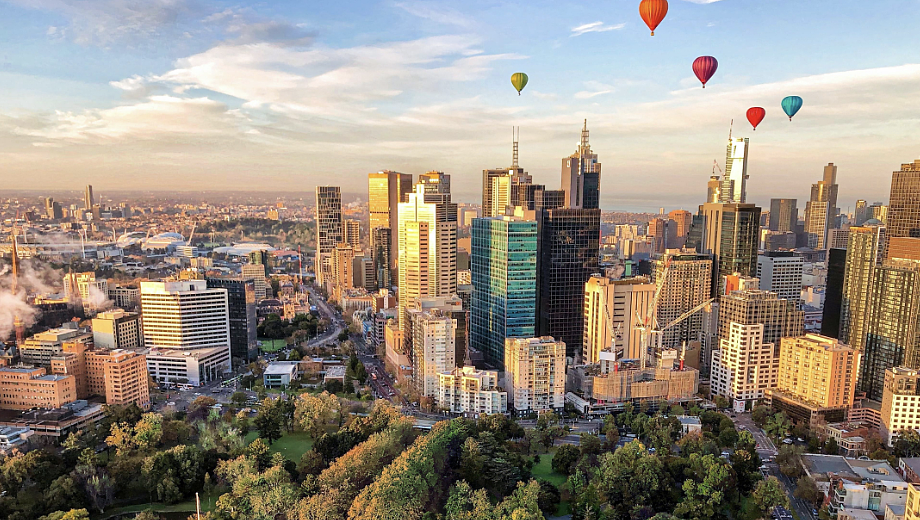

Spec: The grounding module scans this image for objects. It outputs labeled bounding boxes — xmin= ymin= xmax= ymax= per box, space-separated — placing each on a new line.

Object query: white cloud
xmin=682 ymin=0 xmax=724 ymax=4
xmin=574 ymin=81 xmax=614 ymax=99
xmin=394 ymin=1 xmax=476 ymax=29
xmin=570 ymin=21 xmax=626 ymax=37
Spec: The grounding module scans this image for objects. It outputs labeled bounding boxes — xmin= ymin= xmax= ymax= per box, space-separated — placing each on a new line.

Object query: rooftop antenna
xmin=581 ymin=119 xmax=589 ymax=149
xmin=728 ymin=119 xmax=733 ymax=141
xmin=512 ymin=126 xmax=519 ymax=168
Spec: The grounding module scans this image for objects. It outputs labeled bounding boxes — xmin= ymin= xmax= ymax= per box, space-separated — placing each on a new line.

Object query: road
xmin=772 ymin=463 xmax=817 ymax=520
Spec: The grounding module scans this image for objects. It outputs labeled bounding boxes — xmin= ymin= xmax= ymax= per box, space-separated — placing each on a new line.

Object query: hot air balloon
xmin=746 ymin=107 xmax=765 ymax=131
xmin=639 ymin=0 xmax=668 ymax=36
xmin=692 ymin=56 xmax=718 ymax=88
xmin=781 ymin=96 xmax=803 ymax=121
xmin=511 ymin=73 xmax=528 ymax=96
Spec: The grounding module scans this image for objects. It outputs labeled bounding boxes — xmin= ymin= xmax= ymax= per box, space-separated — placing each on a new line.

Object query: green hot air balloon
xmin=511 ymin=72 xmax=528 ymax=96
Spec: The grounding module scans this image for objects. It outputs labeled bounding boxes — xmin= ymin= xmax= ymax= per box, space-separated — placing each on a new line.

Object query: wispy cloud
xmin=394 ymin=1 xmax=475 ymax=29
xmin=682 ymin=0 xmax=724 ymax=4
xmin=574 ymin=81 xmax=614 ymax=99
xmin=570 ymin=21 xmax=625 ymax=37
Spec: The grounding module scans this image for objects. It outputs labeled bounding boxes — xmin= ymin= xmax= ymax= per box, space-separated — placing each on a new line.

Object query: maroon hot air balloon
xmin=692 ymin=56 xmax=718 ymax=88
xmin=746 ymin=107 xmax=766 ymax=131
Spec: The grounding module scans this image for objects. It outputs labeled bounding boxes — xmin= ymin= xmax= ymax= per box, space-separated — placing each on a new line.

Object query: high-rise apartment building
xmin=408 ymin=307 xmax=457 ymax=399
xmin=91 ymin=310 xmax=143 ymax=349
xmin=536 ymin=207 xmax=601 ymax=359
xmin=647 ymin=218 xmax=670 ymax=254
xmin=583 ymin=276 xmax=655 ymax=363
xmin=717 ymin=289 xmax=804 ymax=350
xmin=240 ymin=264 xmax=269 ymax=300
xmin=706 ymin=175 xmax=722 ymax=204
xmin=206 ymin=277 xmax=257 ymax=363
xmin=651 ymin=252 xmax=714 ymax=350
xmin=140 ymin=280 xmax=230 ymax=352
xmin=668 ymin=210 xmax=693 ymax=248
xmin=560 ymin=120 xmax=601 ymax=209
xmin=839 ymin=224 xmax=887 ymax=352
xmin=720 ymin=137 xmax=750 ymax=203
xmin=769 ymin=199 xmax=798 ymax=233
xmin=315 ymin=186 xmax=344 ymax=287
xmin=887 ymin=160 xmax=920 ymax=251
xmin=372 ymin=227 xmax=392 ymax=290
xmin=710 ymin=322 xmax=778 ymax=405
xmin=769 ymin=334 xmax=860 ymax=425
xmin=397 ymin=183 xmax=457 ymax=330
xmin=437 ymin=366 xmax=507 ymax=416
xmin=881 ymin=367 xmax=920 ymax=446
xmin=757 ymin=252 xmax=804 ymax=304
xmin=504 ymin=337 xmax=566 ymax=412
xmin=860 ymin=259 xmax=920 ymax=401
xmin=344 ymin=220 xmax=361 ymax=249
xmin=692 ymin=202 xmax=761 ymax=294
xmin=470 ymin=216 xmax=537 ymax=368
xmin=332 ymin=243 xmax=355 ymax=302
xmin=803 ymin=163 xmax=839 ymax=249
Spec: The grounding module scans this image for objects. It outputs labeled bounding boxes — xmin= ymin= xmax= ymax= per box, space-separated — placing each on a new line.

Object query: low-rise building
xmin=822 ymin=422 xmax=869 ymax=457
xmin=0 ymin=401 xmax=105 ymax=439
xmin=802 ymin=454 xmax=908 ymax=517
xmin=0 ymin=426 xmax=31 ymax=452
xmin=899 ymin=459 xmax=920 ymax=484
xmin=324 ymin=365 xmax=346 ymax=384
xmin=0 ymin=367 xmax=77 ymax=411
xmin=677 ymin=416 xmax=702 ymax=436
xmin=437 ymin=365 xmax=507 ymax=416
xmin=264 ymin=361 xmax=300 ymax=388
xmin=145 ymin=347 xmax=230 ymax=387
xmin=887 ymin=503 xmax=906 ymax=520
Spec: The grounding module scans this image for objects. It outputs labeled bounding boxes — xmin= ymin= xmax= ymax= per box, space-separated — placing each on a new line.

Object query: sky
xmin=2 ymin=0 xmax=920 ymax=212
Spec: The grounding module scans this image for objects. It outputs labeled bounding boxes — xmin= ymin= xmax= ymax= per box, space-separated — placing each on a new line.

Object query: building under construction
xmin=567 ymin=355 xmax=700 ymax=407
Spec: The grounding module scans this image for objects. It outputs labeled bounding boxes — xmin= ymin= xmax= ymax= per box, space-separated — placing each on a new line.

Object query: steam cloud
xmin=0 ymin=258 xmax=65 ymax=342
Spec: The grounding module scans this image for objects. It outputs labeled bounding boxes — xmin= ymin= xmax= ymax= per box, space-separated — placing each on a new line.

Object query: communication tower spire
xmin=512 ymin=126 xmax=519 ymax=168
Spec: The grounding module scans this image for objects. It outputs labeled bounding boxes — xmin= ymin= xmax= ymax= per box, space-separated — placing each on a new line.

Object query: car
xmin=797 ymin=437 xmax=805 ymax=442
xmin=812 ymin=510 xmax=818 ymax=517
xmin=783 ymin=438 xmax=794 ymax=445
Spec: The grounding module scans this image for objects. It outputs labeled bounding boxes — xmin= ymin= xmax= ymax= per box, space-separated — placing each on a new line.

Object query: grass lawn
xmin=98 ymin=489 xmax=222 ymax=519
xmin=530 ymin=450 xmax=567 ymax=487
xmin=258 ymin=338 xmax=287 ymax=352
xmin=737 ymin=495 xmax=763 ymax=520
xmin=245 ymin=430 xmax=314 ymax=461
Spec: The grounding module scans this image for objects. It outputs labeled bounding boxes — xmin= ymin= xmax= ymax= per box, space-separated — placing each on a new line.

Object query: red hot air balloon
xmin=746 ymin=107 xmax=766 ymax=131
xmin=639 ymin=0 xmax=668 ymax=36
xmin=692 ymin=56 xmax=718 ymax=88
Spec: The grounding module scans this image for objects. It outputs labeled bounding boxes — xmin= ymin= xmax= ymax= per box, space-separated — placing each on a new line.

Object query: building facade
xmin=437 ymin=365 xmax=507 ymax=416
xmin=583 ymin=276 xmax=655 ymax=363
xmin=91 ymin=310 xmax=143 ymax=349
xmin=206 ymin=277 xmax=257 ymax=363
xmin=0 ymin=367 xmax=77 ymax=411
xmin=408 ymin=308 xmax=457 ymax=399
xmin=757 ymin=252 xmax=804 ymax=304
xmin=652 ymin=252 xmax=714 ymax=350
xmin=840 ymin=224 xmax=887 ymax=351
xmin=504 ymin=337 xmax=566 ymax=412
xmin=887 ymin=160 xmax=920 ymax=257
xmin=803 ymin=163 xmax=840 ymax=249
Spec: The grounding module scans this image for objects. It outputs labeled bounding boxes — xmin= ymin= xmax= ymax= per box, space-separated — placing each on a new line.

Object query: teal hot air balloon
xmin=782 ymin=96 xmax=803 ymax=121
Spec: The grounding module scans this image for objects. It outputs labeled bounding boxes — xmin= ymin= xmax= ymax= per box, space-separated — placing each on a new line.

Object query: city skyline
xmin=2 ymin=0 xmax=919 ymax=211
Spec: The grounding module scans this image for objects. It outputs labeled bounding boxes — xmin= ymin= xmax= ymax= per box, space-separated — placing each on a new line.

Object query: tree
xmin=324 ymin=379 xmax=344 ymax=394
xmin=38 ymin=510 xmax=90 ymax=520
xmin=794 ymin=476 xmax=822 ymax=506
xmin=714 ymin=396 xmax=730 ymax=410
xmin=295 ymin=392 xmax=342 ymax=439
xmin=777 ymin=444 xmax=805 ymax=478
xmin=231 ymin=391 xmax=249 ymax=408
xmin=594 ymin=440 xmax=666 ymax=520
xmin=536 ymin=480 xmax=561 ymax=516
xmin=731 ymin=430 xmax=763 ymax=493
xmin=254 ymin=398 xmax=283 ymax=444
xmin=894 ymin=430 xmax=920 ymax=457
xmin=765 ymin=412 xmax=793 ymax=440
xmin=824 ymin=437 xmax=839 ymax=455
xmin=752 ymin=477 xmax=790 ymax=517
xmin=752 ymin=405 xmax=772 ymax=427
xmin=552 ymin=444 xmax=581 ymax=475
xmin=675 ymin=454 xmax=733 ymax=520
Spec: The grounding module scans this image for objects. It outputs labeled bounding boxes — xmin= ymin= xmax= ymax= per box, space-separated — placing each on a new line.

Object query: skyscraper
xmin=652 ymin=252 xmax=714 ymax=351
xmin=717 ymin=289 xmax=804 ymax=349
xmin=84 ymin=184 xmax=94 ymax=210
xmin=397 ymin=183 xmax=457 ymax=330
xmin=372 ymin=227 xmax=392 ymax=290
xmin=886 ymin=159 xmax=920 ymax=254
xmin=560 ymin=120 xmax=601 ymax=209
xmin=855 ymin=200 xmax=868 ymax=226
xmin=368 ymin=171 xmax=413 ymax=282
xmin=140 ymin=280 xmax=230 ymax=354
xmin=315 ymin=186 xmax=344 ymax=287
xmin=408 ymin=307 xmax=457 ymax=399
xmin=344 ymin=220 xmax=361 ymax=248
xmin=206 ymin=277 xmax=257 ymax=364
xmin=860 ymin=259 xmax=920 ymax=401
xmin=668 ymin=210 xmax=693 ymax=248
xmin=470 ymin=216 xmax=537 ymax=368
xmin=583 ymin=276 xmax=655 ymax=363
xmin=720 ymin=137 xmax=750 ymax=203
xmin=839 ymin=224 xmax=886 ymax=352
xmin=757 ymin=252 xmax=804 ymax=304
xmin=44 ymin=197 xmax=62 ymax=220
xmin=695 ymin=202 xmax=761 ymax=293
xmin=803 ymin=163 xmax=839 ymax=249
xmin=769 ymin=198 xmax=798 ymax=233
xmin=536 ymin=207 xmax=601 ymax=359
xmin=822 ymin=248 xmax=847 ymax=339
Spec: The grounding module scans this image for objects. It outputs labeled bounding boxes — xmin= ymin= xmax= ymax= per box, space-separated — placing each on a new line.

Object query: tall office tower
xmin=769 ymin=199 xmax=798 ymax=232
xmin=315 ymin=186 xmax=344 ymax=287
xmin=91 ymin=310 xmax=143 ymax=349
xmin=828 ymin=229 xmax=850 ymax=250
xmin=652 ymin=252 xmax=714 ymax=350
xmin=372 ymin=227 xmax=392 ymax=290
xmin=769 ymin=334 xmax=861 ymax=424
xmin=710 ymin=322 xmax=777 ymax=405
xmin=241 ymin=264 xmax=269 ymax=299
xmin=717 ymin=289 xmax=804 ymax=350
xmin=332 ymin=243 xmax=355 ymax=302
xmin=247 ymin=250 xmax=271 ymax=275
xmin=855 ymin=200 xmax=868 ymax=226
xmin=483 ymin=168 xmax=511 ymax=218
xmin=757 ymin=252 xmax=804 ymax=304
xmin=344 ymin=220 xmax=361 ymax=248
xmin=140 ymin=280 xmax=230 ymax=350
xmin=583 ymin=276 xmax=655 ymax=363
xmin=353 ymin=255 xmax=375 ymax=290
xmin=668 ymin=210 xmax=693 ymax=248
xmin=470 ymin=216 xmax=537 ymax=368
xmin=696 ymin=202 xmax=761 ymax=293
xmin=647 ymin=218 xmax=670 ymax=254
xmin=561 ymin=120 xmax=601 ymax=209
xmin=859 ymin=259 xmax=920 ymax=401
xmin=206 ymin=278 xmax=257 ymax=363
xmin=887 ymin=160 xmax=920 ymax=255
xmin=706 ymin=176 xmax=722 ymax=204
xmin=369 ymin=171 xmax=413 ymax=281
xmin=84 ymin=184 xmax=94 ymax=210
xmin=839 ymin=224 xmax=887 ymax=351
xmin=803 ymin=163 xmax=840 ymax=249
xmin=534 ymin=189 xmax=566 ymax=213
xmin=397 ymin=183 xmax=458 ymax=330
xmin=418 ymin=170 xmax=451 ymax=197
xmin=408 ymin=307 xmax=457 ymax=398
xmin=536 ymin=207 xmax=601 ymax=359
xmin=822 ymin=248 xmax=847 ymax=338
xmin=504 ymin=337 xmax=566 ymax=412
xmin=44 ymin=197 xmax=63 ymax=220
xmin=869 ymin=203 xmax=889 ymax=224
xmin=720 ymin=136 xmax=750 ymax=203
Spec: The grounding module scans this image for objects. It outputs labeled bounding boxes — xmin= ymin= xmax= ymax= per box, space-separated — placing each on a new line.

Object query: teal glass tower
xmin=470 ymin=216 xmax=538 ymax=368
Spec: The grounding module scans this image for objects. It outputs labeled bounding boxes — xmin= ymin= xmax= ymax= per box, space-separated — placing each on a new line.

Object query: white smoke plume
xmin=0 ymin=291 xmax=38 ymax=342
xmin=85 ymin=284 xmax=114 ymax=313
xmin=0 ymin=257 xmax=65 ymax=342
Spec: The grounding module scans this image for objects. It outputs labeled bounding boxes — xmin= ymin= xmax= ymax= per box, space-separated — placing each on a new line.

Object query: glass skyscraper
xmin=470 ymin=216 xmax=537 ymax=368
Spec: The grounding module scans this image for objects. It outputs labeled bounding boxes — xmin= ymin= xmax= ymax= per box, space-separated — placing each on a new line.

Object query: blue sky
xmin=2 ymin=0 xmax=920 ymax=212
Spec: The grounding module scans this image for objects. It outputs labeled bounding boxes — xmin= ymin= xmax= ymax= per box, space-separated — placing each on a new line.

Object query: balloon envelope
xmin=692 ymin=56 xmax=718 ymax=88
xmin=782 ymin=96 xmax=803 ymax=120
xmin=746 ymin=107 xmax=766 ymax=130
xmin=639 ymin=0 xmax=668 ymax=36
xmin=511 ymin=73 xmax=528 ymax=95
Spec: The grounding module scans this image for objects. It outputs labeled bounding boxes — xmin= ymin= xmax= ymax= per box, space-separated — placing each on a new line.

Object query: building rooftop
xmin=145 ymin=347 xmax=228 ymax=359
xmin=838 ymin=508 xmax=881 ymax=520
xmin=324 ymin=365 xmax=346 ymax=378
xmin=804 ymin=454 xmax=905 ymax=483
xmin=900 ymin=458 xmax=920 ymax=477
xmin=264 ymin=362 xmax=300 ymax=375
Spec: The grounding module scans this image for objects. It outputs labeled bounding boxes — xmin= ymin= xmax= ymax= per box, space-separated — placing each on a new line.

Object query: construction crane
xmin=10 ymin=212 xmax=24 ymax=346
xmin=187 ymin=221 xmax=197 ymax=246
xmin=712 ymin=159 xmax=723 ymax=177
